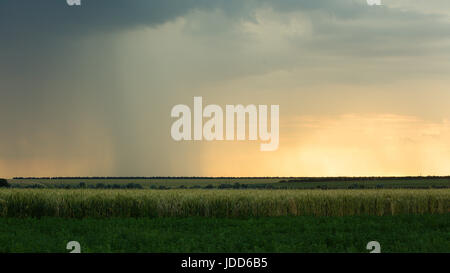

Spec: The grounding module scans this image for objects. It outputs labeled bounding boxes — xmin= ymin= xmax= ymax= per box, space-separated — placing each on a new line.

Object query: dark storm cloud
xmin=2 ymin=0 xmax=445 ymax=51
xmin=1 ymin=0 xmax=450 ymax=177
xmin=2 ymin=0 xmax=188 ymax=33
xmin=0 ymin=0 xmax=372 ymax=41
xmin=0 ymin=0 xmax=243 ymax=38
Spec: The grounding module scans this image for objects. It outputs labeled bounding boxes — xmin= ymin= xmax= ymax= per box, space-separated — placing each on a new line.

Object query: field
xmin=0 ymin=189 xmax=448 ymax=218
xmin=0 ymin=215 xmax=448 ymax=253
xmin=9 ymin=178 xmax=278 ymax=188
xmin=1 ymin=178 xmax=449 ymax=253
xmin=8 ymin=177 xmax=450 ymax=189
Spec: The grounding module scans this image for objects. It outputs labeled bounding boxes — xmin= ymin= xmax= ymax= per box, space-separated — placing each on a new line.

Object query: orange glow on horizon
xmin=199 ymin=114 xmax=450 ymax=177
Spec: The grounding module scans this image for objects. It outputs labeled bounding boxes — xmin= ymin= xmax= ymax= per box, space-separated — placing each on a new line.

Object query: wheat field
xmin=0 ymin=189 xmax=448 ymax=218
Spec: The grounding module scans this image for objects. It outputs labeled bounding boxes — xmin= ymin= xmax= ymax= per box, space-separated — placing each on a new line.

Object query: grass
xmin=0 ymin=189 xmax=448 ymax=218
xmin=271 ymin=178 xmax=450 ymax=189
xmin=9 ymin=177 xmax=450 ymax=189
xmin=0 ymin=188 xmax=447 ymax=253
xmin=9 ymin=178 xmax=280 ymax=188
xmin=0 ymin=215 xmax=448 ymax=253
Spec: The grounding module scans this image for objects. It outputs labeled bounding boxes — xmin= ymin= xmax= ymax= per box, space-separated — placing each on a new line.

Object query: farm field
xmin=8 ymin=177 xmax=450 ymax=189
xmin=0 ymin=183 xmax=448 ymax=253
xmin=9 ymin=178 xmax=279 ymax=189
xmin=0 ymin=189 xmax=448 ymax=217
xmin=0 ymin=215 xmax=448 ymax=253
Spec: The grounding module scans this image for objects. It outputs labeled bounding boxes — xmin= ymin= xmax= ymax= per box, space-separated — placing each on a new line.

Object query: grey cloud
xmin=1 ymin=0 xmax=450 ymax=177
xmin=2 ymin=0 xmax=448 ymax=47
xmin=0 ymin=0 xmax=248 ymax=39
xmin=0 ymin=0 xmax=395 ymax=41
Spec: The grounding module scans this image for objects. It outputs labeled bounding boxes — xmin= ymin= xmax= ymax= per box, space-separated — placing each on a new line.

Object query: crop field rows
xmin=1 ymin=179 xmax=448 ymax=253
xmin=8 ymin=177 xmax=450 ymax=189
xmin=0 ymin=189 xmax=448 ymax=218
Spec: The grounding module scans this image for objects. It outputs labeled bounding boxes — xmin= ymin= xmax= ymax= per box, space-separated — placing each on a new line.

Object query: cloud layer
xmin=1 ymin=0 xmax=450 ymax=176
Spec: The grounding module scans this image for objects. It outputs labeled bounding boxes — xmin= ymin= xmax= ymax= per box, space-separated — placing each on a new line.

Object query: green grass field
xmin=0 ymin=215 xmax=448 ymax=253
xmin=9 ymin=178 xmax=279 ymax=188
xmin=9 ymin=177 xmax=450 ymax=189
xmin=1 ymin=180 xmax=448 ymax=253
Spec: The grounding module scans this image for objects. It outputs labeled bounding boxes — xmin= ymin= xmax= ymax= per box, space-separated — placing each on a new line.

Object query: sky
xmin=1 ymin=0 xmax=450 ymax=177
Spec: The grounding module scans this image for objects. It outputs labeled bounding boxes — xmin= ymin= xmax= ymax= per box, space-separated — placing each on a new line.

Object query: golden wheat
xmin=0 ymin=189 xmax=447 ymax=218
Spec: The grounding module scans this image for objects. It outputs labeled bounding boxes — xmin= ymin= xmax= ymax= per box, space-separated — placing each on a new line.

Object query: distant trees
xmin=0 ymin=178 xmax=10 ymax=188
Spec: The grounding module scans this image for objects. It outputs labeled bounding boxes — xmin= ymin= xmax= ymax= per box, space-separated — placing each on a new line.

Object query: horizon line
xmin=8 ymin=175 xmax=450 ymax=180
